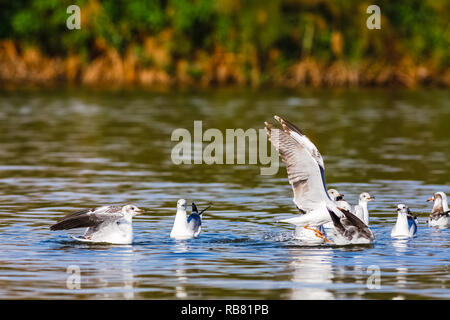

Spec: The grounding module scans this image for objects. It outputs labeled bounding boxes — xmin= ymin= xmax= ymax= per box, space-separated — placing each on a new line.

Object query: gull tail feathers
xmin=192 ymin=202 xmax=211 ymax=215
xmin=279 ymin=205 xmax=331 ymax=227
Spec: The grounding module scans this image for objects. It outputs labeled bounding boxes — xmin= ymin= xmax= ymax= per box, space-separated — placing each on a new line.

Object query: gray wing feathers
xmin=274 ymin=116 xmax=325 ymax=169
xmin=187 ymin=213 xmax=202 ymax=233
xmin=50 ymin=206 xmax=124 ymax=231
xmin=266 ymin=123 xmax=328 ymax=212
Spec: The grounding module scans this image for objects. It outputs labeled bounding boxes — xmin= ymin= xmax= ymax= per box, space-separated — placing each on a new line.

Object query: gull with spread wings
xmin=50 ymin=204 xmax=143 ymax=244
xmin=265 ymin=115 xmax=374 ymax=244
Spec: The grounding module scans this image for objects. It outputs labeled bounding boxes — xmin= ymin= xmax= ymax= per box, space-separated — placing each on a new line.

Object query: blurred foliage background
xmin=0 ymin=0 xmax=449 ymax=87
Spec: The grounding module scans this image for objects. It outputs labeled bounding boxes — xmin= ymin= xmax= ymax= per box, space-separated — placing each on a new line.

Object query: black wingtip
xmin=192 ymin=202 xmax=199 ymax=213
xmin=199 ymin=205 xmax=211 ymax=215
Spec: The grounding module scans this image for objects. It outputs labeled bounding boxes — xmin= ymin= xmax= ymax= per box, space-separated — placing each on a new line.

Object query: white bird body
xmin=51 ymin=205 xmax=142 ymax=244
xmin=354 ymin=192 xmax=374 ymax=226
xmin=170 ymin=199 xmax=203 ymax=240
xmin=281 ymin=202 xmax=332 ymax=227
xmin=294 ymin=225 xmax=329 ymax=245
xmin=391 ymin=204 xmax=417 ymax=239
xmin=72 ymin=220 xmax=133 ymax=244
xmin=427 ymin=192 xmax=450 ymax=228
xmin=428 ymin=215 xmax=450 ymax=228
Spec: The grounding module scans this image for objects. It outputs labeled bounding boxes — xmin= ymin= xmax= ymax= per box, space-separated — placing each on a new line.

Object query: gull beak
xmin=368 ymin=196 xmax=375 ymax=201
xmin=427 ymin=197 xmax=434 ymax=202
xmin=336 ymin=193 xmax=344 ymax=201
xmin=134 ymin=208 xmax=144 ymax=216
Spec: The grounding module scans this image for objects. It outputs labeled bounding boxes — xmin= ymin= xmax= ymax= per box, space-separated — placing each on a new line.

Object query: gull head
xmin=427 ymin=192 xmax=446 ymax=203
xmin=396 ymin=204 xmax=408 ymax=215
xmin=122 ymin=204 xmax=143 ymax=217
xmin=328 ymin=189 xmax=344 ymax=201
xmin=359 ymin=192 xmax=375 ymax=203
xmin=177 ymin=199 xmax=187 ymax=211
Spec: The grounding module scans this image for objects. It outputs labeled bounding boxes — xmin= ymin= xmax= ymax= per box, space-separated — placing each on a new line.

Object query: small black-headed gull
xmin=391 ymin=204 xmax=418 ymax=238
xmin=170 ymin=199 xmax=209 ymax=240
xmin=323 ymin=189 xmax=353 ymax=228
xmin=328 ymin=207 xmax=375 ymax=244
xmin=265 ymin=116 xmax=373 ymax=245
xmin=427 ymin=192 xmax=450 ymax=228
xmin=50 ymin=204 xmax=143 ymax=244
xmin=327 ymin=189 xmax=352 ymax=211
xmin=354 ymin=192 xmax=374 ymax=226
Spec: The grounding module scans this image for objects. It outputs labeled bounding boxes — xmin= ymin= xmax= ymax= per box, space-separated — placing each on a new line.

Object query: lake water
xmin=0 ymin=88 xmax=448 ymax=299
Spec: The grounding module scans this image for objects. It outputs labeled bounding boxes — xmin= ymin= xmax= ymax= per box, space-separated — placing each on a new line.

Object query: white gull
xmin=50 ymin=204 xmax=143 ymax=244
xmin=391 ymin=204 xmax=417 ymax=238
xmin=170 ymin=199 xmax=209 ymax=240
xmin=427 ymin=192 xmax=450 ymax=228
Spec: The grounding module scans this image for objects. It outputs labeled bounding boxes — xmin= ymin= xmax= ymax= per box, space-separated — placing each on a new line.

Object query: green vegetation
xmin=0 ymin=0 xmax=448 ymax=87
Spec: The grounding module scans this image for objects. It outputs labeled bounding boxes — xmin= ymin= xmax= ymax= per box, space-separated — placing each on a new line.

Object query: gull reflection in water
xmin=289 ymin=248 xmax=334 ymax=299
xmin=392 ymin=239 xmax=409 ymax=255
xmin=88 ymin=246 xmax=136 ymax=299
xmin=175 ymin=258 xmax=188 ymax=298
xmin=391 ymin=239 xmax=409 ymax=299
xmin=173 ymin=241 xmax=190 ymax=299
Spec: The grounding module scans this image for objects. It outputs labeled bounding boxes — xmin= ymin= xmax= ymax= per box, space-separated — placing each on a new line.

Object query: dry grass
xmin=0 ymin=40 xmax=448 ymax=88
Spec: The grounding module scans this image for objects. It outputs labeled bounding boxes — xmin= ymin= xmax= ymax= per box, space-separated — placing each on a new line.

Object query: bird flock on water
xmin=50 ymin=116 xmax=449 ymax=245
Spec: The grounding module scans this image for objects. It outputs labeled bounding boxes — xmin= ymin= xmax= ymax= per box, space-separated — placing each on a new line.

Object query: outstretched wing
xmin=265 ymin=119 xmax=329 ymax=213
xmin=274 ymin=116 xmax=325 ymax=169
xmin=50 ymin=205 xmax=124 ymax=231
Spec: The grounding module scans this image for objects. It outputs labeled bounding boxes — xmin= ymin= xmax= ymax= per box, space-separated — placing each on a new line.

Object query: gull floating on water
xmin=170 ymin=199 xmax=209 ymax=240
xmin=354 ymin=192 xmax=374 ymax=226
xmin=427 ymin=192 xmax=450 ymax=228
xmin=328 ymin=207 xmax=375 ymax=244
xmin=323 ymin=189 xmax=353 ymax=229
xmin=265 ymin=116 xmax=374 ymax=244
xmin=391 ymin=204 xmax=417 ymax=238
xmin=327 ymin=189 xmax=353 ymax=211
xmin=50 ymin=204 xmax=143 ymax=244
xmin=324 ymin=190 xmax=373 ymax=228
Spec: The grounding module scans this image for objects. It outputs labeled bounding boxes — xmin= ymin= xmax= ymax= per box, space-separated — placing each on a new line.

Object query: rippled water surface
xmin=0 ymin=88 xmax=448 ymax=299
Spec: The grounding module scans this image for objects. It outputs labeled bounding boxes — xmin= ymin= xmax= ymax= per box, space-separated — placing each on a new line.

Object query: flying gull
xmin=170 ymin=199 xmax=210 ymax=240
xmin=50 ymin=204 xmax=143 ymax=244
xmin=391 ymin=204 xmax=417 ymax=238
xmin=427 ymin=192 xmax=450 ymax=228
xmin=265 ymin=116 xmax=374 ymax=244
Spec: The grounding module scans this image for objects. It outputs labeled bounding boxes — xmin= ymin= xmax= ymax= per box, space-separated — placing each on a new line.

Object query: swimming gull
xmin=328 ymin=207 xmax=375 ymax=244
xmin=391 ymin=204 xmax=417 ymax=238
xmin=427 ymin=192 xmax=450 ymax=228
xmin=265 ymin=115 xmax=374 ymax=244
xmin=323 ymin=188 xmax=353 ymax=229
xmin=354 ymin=192 xmax=374 ymax=226
xmin=50 ymin=204 xmax=143 ymax=244
xmin=170 ymin=199 xmax=210 ymax=240
xmin=327 ymin=189 xmax=353 ymax=211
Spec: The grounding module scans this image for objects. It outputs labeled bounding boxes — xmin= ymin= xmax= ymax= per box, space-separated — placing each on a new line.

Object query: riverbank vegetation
xmin=0 ymin=0 xmax=448 ymax=87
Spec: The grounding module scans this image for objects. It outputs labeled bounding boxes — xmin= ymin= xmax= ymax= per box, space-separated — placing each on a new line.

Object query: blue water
xmin=0 ymin=89 xmax=448 ymax=299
